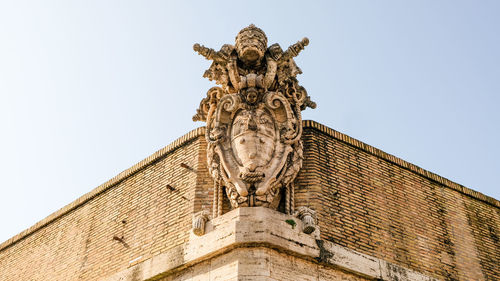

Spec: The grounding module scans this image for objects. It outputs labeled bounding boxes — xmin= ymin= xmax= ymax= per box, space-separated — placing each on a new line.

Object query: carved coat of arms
xmin=193 ymin=25 xmax=315 ymax=216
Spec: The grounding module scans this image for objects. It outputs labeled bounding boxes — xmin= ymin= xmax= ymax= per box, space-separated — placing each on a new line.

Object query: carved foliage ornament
xmin=193 ymin=25 xmax=315 ymax=216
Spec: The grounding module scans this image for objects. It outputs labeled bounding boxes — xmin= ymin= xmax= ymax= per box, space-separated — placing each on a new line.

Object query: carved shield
xmin=206 ymin=91 xmax=300 ymax=209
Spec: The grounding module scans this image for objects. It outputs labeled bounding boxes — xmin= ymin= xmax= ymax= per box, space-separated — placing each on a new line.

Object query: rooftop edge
xmin=1 ymin=120 xmax=497 ymax=252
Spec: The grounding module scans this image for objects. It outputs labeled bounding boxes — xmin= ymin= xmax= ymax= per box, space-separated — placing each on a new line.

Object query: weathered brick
xmin=0 ymin=121 xmax=498 ymax=281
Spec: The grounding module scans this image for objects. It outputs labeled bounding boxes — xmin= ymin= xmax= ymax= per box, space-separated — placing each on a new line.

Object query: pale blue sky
xmin=0 ymin=1 xmax=499 ymax=243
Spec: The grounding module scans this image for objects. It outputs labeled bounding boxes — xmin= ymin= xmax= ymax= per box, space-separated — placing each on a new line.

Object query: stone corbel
xmin=192 ymin=210 xmax=211 ymax=236
xmin=294 ymin=206 xmax=317 ymax=234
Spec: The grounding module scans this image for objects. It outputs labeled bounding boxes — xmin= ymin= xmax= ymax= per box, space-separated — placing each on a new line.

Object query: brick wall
xmin=0 ymin=129 xmax=204 ymax=281
xmin=295 ymin=121 xmax=499 ymax=281
xmin=0 ymin=121 xmax=498 ymax=281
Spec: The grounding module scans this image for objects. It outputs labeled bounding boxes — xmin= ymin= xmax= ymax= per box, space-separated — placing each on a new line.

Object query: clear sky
xmin=0 ymin=0 xmax=498 ymax=243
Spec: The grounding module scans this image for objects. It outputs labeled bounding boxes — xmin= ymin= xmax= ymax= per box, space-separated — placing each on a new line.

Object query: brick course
xmin=296 ymin=121 xmax=499 ymax=281
xmin=0 ymin=121 xmax=498 ymax=281
xmin=0 ymin=130 xmax=203 ymax=281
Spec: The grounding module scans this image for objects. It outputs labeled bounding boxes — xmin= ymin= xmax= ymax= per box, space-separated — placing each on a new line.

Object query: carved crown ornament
xmin=193 ymin=25 xmax=315 ymax=217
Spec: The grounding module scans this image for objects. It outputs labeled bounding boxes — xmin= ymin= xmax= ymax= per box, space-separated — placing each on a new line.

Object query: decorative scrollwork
xmin=193 ymin=25 xmax=315 ymax=214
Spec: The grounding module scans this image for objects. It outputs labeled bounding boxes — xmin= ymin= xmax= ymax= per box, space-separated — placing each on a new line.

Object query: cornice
xmin=0 ymin=127 xmax=206 ymax=251
xmin=303 ymin=120 xmax=499 ymax=209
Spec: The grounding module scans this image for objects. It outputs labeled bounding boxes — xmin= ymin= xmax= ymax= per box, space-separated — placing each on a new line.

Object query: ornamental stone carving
xmin=192 ymin=210 xmax=210 ymax=236
xmin=193 ymin=25 xmax=315 ymax=216
xmin=294 ymin=206 xmax=317 ymax=234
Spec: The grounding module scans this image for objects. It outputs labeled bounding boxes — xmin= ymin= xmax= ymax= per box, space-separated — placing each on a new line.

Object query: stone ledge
xmin=103 ymin=207 xmax=439 ymax=281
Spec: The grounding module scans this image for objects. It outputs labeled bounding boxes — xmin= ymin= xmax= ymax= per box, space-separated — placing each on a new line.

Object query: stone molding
xmin=103 ymin=207 xmax=439 ymax=281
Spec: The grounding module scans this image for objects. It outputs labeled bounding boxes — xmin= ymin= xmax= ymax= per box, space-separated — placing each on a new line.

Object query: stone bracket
xmin=294 ymin=206 xmax=317 ymax=234
xmin=192 ymin=210 xmax=210 ymax=236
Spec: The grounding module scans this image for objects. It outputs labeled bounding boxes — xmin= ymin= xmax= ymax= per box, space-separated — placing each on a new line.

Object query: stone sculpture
xmin=193 ymin=25 xmax=315 ymax=217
